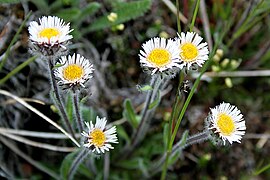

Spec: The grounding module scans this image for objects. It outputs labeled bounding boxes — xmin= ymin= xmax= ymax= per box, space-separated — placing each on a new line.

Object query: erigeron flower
xmin=139 ymin=37 xmax=181 ymax=76
xmin=81 ymin=116 xmax=118 ymax=154
xmin=207 ymin=102 xmax=246 ymax=145
xmin=28 ymin=16 xmax=73 ymax=56
xmin=177 ymin=32 xmax=209 ymax=70
xmin=54 ymin=53 xmax=94 ymax=90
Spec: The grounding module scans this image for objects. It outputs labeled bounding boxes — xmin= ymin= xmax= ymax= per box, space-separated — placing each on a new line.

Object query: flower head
xmin=81 ymin=116 xmax=118 ymax=154
xmin=207 ymin=102 xmax=246 ymax=145
xmin=28 ymin=16 xmax=73 ymax=56
xmin=177 ymin=32 xmax=209 ymax=70
xmin=139 ymin=37 xmax=181 ymax=76
xmin=54 ymin=53 xmax=94 ymax=90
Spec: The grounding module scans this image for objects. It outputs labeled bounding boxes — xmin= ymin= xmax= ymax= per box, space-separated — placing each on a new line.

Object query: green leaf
xmin=66 ymin=93 xmax=73 ymax=123
xmin=55 ymin=8 xmax=81 ymax=22
xmin=253 ymin=162 xmax=270 ymax=175
xmin=148 ymin=91 xmax=160 ymax=109
xmin=117 ymin=157 xmax=148 ymax=170
xmin=83 ymin=0 xmax=152 ymax=33
xmin=178 ymin=130 xmax=189 ymax=147
xmin=163 ymin=123 xmax=169 ymax=150
xmin=123 ymin=99 xmax=139 ymax=128
xmin=0 ymin=12 xmax=32 ymax=71
xmin=81 ymin=106 xmax=97 ymax=122
xmin=60 ymin=149 xmax=80 ymax=179
xmin=53 ymin=63 xmax=64 ymax=70
xmin=60 ymin=148 xmax=92 ymax=179
xmin=28 ymin=0 xmax=49 ymax=14
xmin=0 ymin=56 xmax=37 ymax=85
xmin=75 ymin=2 xmax=101 ymax=26
xmin=168 ymin=130 xmax=189 ymax=165
xmin=137 ymin=85 xmax=153 ymax=92
xmin=0 ymin=0 xmax=19 ymax=3
xmin=117 ymin=125 xmax=130 ymax=143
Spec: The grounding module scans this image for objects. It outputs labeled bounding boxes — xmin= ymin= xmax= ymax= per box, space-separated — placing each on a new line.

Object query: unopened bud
xmin=216 ymin=49 xmax=224 ymax=58
xmin=221 ymin=58 xmax=230 ymax=68
xmin=230 ymin=59 xmax=241 ymax=69
xmin=159 ymin=31 xmax=169 ymax=39
xmin=107 ymin=12 xmax=118 ymax=22
xmin=116 ymin=24 xmax=125 ymax=31
xmin=213 ymin=54 xmax=221 ymax=62
xmin=211 ymin=65 xmax=220 ymax=72
xmin=225 ymin=77 xmax=233 ymax=88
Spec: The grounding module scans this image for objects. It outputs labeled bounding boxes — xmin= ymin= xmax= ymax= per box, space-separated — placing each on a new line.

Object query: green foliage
xmin=148 ymin=91 xmax=160 ymax=109
xmin=254 ymin=162 xmax=270 ymax=175
xmin=0 ymin=56 xmax=37 ymax=85
xmin=83 ymin=0 xmax=152 ymax=33
xmin=168 ymin=131 xmax=188 ymax=165
xmin=117 ymin=125 xmax=130 ymax=143
xmin=138 ymin=85 xmax=153 ymax=92
xmin=66 ymin=93 xmax=74 ymax=123
xmin=81 ymin=106 xmax=97 ymax=122
xmin=229 ymin=0 xmax=270 ymax=46
xmin=0 ymin=12 xmax=32 ymax=71
xmin=123 ymin=99 xmax=139 ymax=129
xmin=55 ymin=2 xmax=101 ymax=25
xmin=163 ymin=123 xmax=169 ymax=150
xmin=28 ymin=0 xmax=49 ymax=14
xmin=60 ymin=148 xmax=92 ymax=179
xmin=27 ymin=0 xmax=151 ymax=39
xmin=0 ymin=0 xmax=19 ymax=3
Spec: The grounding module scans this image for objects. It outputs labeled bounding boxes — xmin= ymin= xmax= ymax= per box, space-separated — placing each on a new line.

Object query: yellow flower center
xmin=39 ymin=28 xmax=60 ymax=39
xmin=147 ymin=48 xmax=171 ymax=67
xmin=180 ymin=43 xmax=199 ymax=62
xmin=90 ymin=129 xmax=106 ymax=147
xmin=217 ymin=113 xmax=235 ymax=136
xmin=63 ymin=64 xmax=84 ymax=81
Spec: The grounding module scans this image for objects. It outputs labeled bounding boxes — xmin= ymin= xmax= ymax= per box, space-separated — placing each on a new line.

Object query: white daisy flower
xmin=139 ymin=37 xmax=181 ymax=76
xmin=177 ymin=32 xmax=209 ymax=70
xmin=28 ymin=16 xmax=73 ymax=47
xmin=208 ymin=102 xmax=246 ymax=145
xmin=81 ymin=116 xmax=118 ymax=154
xmin=54 ymin=53 xmax=94 ymax=89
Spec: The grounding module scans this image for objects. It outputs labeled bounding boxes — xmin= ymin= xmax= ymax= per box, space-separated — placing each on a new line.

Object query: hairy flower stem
xmin=103 ymin=152 xmax=110 ymax=180
xmin=73 ymin=91 xmax=83 ymax=133
xmin=122 ymin=75 xmax=162 ymax=157
xmin=151 ymin=131 xmax=209 ymax=176
xmin=68 ymin=148 xmax=89 ymax=180
xmin=173 ymin=131 xmax=209 ymax=152
xmin=47 ymin=56 xmax=76 ymax=139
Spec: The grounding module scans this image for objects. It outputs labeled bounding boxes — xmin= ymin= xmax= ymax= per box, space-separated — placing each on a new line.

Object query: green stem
xmin=161 ymin=72 xmax=184 ymax=180
xmin=0 ymin=12 xmax=32 ymax=71
xmin=190 ymin=0 xmax=200 ymax=32
xmin=0 ymin=56 xmax=37 ymax=85
xmin=254 ymin=163 xmax=270 ymax=175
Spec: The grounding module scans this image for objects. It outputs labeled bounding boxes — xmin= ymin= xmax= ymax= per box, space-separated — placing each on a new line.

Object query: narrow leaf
xmin=123 ymin=99 xmax=138 ymax=128
xmin=60 ymin=148 xmax=92 ymax=179
xmin=163 ymin=124 xmax=169 ymax=151
xmin=148 ymin=91 xmax=160 ymax=109
xmin=137 ymin=84 xmax=153 ymax=92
